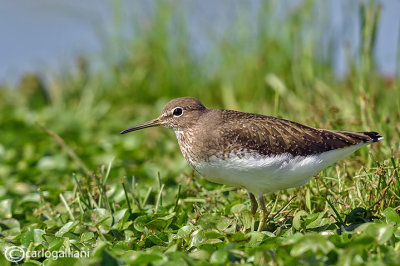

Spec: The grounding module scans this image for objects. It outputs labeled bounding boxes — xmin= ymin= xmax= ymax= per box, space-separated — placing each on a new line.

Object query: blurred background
xmin=1 ymin=0 xmax=400 ymax=85
xmin=0 ymin=0 xmax=399 ymax=190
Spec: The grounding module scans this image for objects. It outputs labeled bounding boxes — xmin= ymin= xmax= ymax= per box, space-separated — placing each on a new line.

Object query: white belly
xmin=191 ymin=143 xmax=366 ymax=196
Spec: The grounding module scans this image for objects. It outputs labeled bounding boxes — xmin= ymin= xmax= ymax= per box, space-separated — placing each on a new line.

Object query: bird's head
xmin=120 ymin=97 xmax=207 ymax=134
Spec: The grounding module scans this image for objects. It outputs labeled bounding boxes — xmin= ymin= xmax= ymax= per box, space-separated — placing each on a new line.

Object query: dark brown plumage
xmin=214 ymin=110 xmax=381 ymax=157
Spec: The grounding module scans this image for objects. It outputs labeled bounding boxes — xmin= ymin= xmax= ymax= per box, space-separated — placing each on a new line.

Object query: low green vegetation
xmin=0 ymin=1 xmax=399 ymax=265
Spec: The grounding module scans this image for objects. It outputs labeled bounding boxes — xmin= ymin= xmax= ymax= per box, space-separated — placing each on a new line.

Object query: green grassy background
xmin=1 ymin=1 xmax=400 ymax=265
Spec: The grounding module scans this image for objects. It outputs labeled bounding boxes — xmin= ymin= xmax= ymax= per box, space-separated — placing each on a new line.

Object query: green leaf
xmin=99 ymin=249 xmax=121 ymax=266
xmin=205 ymin=238 xmax=223 ymax=244
xmin=177 ymin=225 xmax=194 ymax=241
xmin=231 ymin=204 xmax=253 ymax=229
xmin=228 ymin=232 xmax=250 ymax=243
xmin=43 ymin=257 xmax=78 ymax=266
xmin=134 ymin=215 xmax=150 ymax=232
xmin=112 ymin=208 xmax=129 ymax=228
xmin=93 ymin=209 xmax=113 ymax=228
xmin=91 ymin=241 xmax=108 ymax=258
xmin=20 ymin=229 xmax=45 ymax=246
xmin=0 ymin=218 xmax=20 ymax=230
xmin=55 ymin=221 xmax=79 ymax=237
xmin=80 ymin=232 xmax=94 ymax=242
xmin=337 ymin=246 xmax=365 ymax=265
xmin=305 ymin=212 xmax=325 ymax=229
xmin=147 ymin=233 xmax=167 ymax=245
xmin=190 ymin=249 xmax=211 ymax=261
xmin=190 ymin=230 xmax=206 ymax=248
xmin=290 ymin=233 xmax=334 ymax=256
xmin=198 ymin=214 xmax=230 ymax=231
xmin=0 ymin=199 xmax=12 ymax=219
xmin=157 ymin=212 xmax=176 ymax=221
xmin=48 ymin=237 xmax=65 ymax=251
xmin=356 ymin=223 xmax=394 ymax=245
xmin=292 ymin=210 xmax=308 ymax=230
xmin=210 ymin=249 xmax=228 ymax=264
xmin=205 ymin=231 xmax=224 ymax=240
xmin=230 ymin=204 xmax=246 ymax=214
xmin=247 ymin=232 xmax=270 ymax=247
xmin=132 ymin=253 xmax=164 ymax=264
xmin=382 ymin=207 xmax=400 ymax=225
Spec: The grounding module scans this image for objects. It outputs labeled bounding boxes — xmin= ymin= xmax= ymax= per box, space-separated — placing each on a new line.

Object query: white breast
xmin=190 ymin=143 xmax=367 ymax=196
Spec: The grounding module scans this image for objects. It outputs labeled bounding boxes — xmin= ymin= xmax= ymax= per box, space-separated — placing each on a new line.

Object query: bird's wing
xmin=218 ymin=110 xmax=379 ymax=156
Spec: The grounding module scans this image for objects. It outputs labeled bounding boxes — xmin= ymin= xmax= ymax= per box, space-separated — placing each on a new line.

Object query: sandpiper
xmin=121 ymin=97 xmax=382 ymax=231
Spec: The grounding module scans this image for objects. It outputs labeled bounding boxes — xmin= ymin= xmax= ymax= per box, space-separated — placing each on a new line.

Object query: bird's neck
xmin=173 ymin=128 xmax=200 ymax=165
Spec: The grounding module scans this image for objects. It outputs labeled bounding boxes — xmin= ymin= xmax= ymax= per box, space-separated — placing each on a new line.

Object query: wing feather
xmin=217 ymin=110 xmax=376 ymax=156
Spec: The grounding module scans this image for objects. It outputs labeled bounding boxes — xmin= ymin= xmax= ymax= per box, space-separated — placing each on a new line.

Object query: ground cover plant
xmin=0 ymin=1 xmax=400 ymax=265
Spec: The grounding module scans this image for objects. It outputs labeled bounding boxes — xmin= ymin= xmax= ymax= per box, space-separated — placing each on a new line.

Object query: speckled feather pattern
xmin=174 ymin=108 xmax=381 ymax=163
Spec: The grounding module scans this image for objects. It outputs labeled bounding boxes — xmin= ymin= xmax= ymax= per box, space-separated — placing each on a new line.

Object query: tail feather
xmin=338 ymin=131 xmax=383 ymax=144
xmin=358 ymin=131 xmax=383 ymax=143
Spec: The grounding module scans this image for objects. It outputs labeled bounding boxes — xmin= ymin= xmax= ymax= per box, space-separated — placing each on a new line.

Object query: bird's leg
xmin=248 ymin=191 xmax=258 ymax=215
xmin=257 ymin=195 xmax=267 ymax=232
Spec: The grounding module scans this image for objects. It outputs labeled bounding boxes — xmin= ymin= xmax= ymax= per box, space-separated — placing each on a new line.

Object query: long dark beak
xmin=120 ymin=118 xmax=162 ymax=134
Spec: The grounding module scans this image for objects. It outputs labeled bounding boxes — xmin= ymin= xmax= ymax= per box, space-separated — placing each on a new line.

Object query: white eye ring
xmin=172 ymin=107 xmax=183 ymax=117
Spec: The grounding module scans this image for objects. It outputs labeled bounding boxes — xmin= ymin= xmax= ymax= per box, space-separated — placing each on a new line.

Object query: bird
xmin=120 ymin=97 xmax=383 ymax=232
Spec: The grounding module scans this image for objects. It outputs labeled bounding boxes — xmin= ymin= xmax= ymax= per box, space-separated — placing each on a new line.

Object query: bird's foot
xmin=257 ymin=195 xmax=267 ymax=232
xmin=257 ymin=211 xmax=267 ymax=232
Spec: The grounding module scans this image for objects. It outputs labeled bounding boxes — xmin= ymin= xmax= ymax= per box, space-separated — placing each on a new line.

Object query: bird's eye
xmin=172 ymin=107 xmax=183 ymax=117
